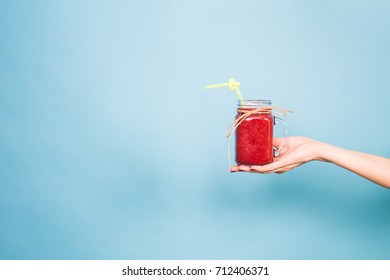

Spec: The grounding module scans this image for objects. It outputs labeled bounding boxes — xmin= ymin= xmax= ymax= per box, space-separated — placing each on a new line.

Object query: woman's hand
xmin=231 ymin=136 xmax=321 ymax=174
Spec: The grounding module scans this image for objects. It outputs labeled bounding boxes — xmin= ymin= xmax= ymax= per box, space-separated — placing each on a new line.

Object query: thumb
xmin=273 ymin=137 xmax=289 ymax=156
xmin=273 ymin=137 xmax=284 ymax=149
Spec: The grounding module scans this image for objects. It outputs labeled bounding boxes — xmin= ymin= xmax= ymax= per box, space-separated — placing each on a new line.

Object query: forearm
xmin=316 ymin=141 xmax=390 ymax=189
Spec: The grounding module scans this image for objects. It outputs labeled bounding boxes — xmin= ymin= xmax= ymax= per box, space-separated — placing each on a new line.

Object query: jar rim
xmin=237 ymin=100 xmax=272 ymax=107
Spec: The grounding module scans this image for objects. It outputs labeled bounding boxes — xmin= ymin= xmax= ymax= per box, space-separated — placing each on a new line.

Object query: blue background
xmin=1 ymin=0 xmax=390 ymax=259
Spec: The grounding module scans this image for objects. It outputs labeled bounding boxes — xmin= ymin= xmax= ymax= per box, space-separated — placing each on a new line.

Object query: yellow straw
xmin=204 ymin=78 xmax=245 ymax=105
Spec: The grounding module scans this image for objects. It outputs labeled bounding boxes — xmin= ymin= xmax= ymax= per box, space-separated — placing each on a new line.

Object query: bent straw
xmin=204 ymin=78 xmax=245 ymax=105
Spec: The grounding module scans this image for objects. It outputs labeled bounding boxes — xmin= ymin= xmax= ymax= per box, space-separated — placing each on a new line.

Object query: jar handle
xmin=273 ymin=116 xmax=288 ymax=157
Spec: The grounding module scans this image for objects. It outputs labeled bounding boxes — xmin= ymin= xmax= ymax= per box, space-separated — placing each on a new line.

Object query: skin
xmin=230 ymin=136 xmax=390 ymax=189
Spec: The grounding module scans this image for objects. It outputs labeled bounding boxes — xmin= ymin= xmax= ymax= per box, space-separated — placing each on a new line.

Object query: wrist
xmin=313 ymin=140 xmax=338 ymax=163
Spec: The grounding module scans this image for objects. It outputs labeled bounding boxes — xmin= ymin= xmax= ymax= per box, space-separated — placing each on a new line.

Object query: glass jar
xmin=235 ymin=100 xmax=287 ymax=165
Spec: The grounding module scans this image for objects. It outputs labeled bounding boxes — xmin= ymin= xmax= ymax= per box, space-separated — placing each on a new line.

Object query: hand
xmin=230 ymin=136 xmax=321 ymax=174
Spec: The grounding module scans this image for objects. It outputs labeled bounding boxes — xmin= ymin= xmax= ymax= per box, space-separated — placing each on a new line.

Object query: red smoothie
xmin=235 ymin=109 xmax=274 ymax=165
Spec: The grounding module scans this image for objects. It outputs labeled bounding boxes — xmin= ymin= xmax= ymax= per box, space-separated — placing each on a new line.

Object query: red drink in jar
xmin=235 ymin=100 xmax=278 ymax=165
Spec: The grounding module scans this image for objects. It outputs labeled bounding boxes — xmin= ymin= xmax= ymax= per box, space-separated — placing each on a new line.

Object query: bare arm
xmin=231 ymin=136 xmax=390 ymax=189
xmin=318 ymin=141 xmax=390 ymax=188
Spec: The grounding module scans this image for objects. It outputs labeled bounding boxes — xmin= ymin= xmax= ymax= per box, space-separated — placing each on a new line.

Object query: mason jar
xmin=235 ymin=100 xmax=287 ymax=165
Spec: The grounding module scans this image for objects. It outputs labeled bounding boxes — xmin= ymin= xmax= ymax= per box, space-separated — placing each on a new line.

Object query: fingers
xmin=231 ymin=156 xmax=301 ymax=174
xmin=252 ymin=162 xmax=301 ymax=174
xmin=230 ymin=166 xmax=240 ymax=172
xmin=230 ymin=165 xmax=267 ymax=173
xmin=273 ymin=138 xmax=285 ymax=152
xmin=230 ymin=165 xmax=254 ymax=173
xmin=273 ymin=137 xmax=284 ymax=147
xmin=230 ymin=161 xmax=295 ymax=174
xmin=250 ymin=159 xmax=286 ymax=172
